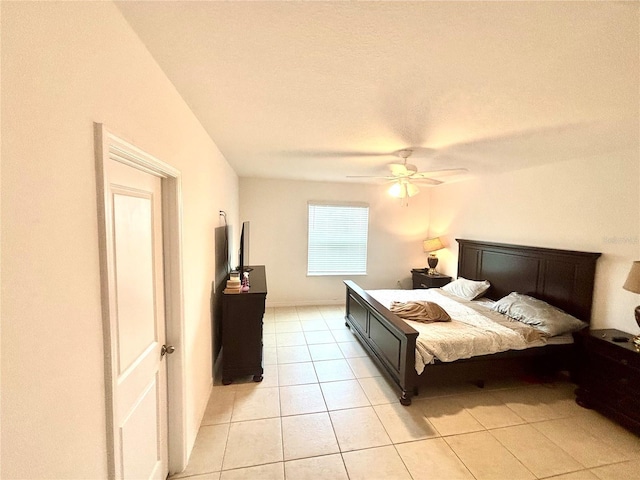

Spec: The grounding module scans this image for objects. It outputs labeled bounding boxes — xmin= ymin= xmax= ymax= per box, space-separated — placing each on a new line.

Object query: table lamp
xmin=423 ymin=237 xmax=444 ymax=276
xmin=622 ymin=261 xmax=640 ymax=350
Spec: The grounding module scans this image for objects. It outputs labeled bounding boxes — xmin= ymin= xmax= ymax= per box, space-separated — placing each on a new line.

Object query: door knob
xmin=161 ymin=344 xmax=176 ymax=357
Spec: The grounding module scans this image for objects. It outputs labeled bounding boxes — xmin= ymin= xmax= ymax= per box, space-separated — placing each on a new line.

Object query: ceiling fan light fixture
xmin=388 ymin=181 xmax=405 ymax=198
xmin=406 ymin=182 xmax=420 ymax=197
xmin=388 ymin=180 xmax=420 ymax=199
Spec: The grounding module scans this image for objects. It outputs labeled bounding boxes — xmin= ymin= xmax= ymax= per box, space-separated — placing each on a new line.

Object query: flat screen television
xmin=238 ymin=221 xmax=252 ymax=273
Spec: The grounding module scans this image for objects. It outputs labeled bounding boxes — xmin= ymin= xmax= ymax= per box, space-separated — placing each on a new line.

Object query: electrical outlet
xmin=397 ymin=280 xmax=402 ymax=289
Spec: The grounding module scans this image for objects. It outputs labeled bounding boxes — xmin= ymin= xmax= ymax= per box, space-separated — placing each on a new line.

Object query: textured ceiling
xmin=117 ymin=1 xmax=638 ymax=184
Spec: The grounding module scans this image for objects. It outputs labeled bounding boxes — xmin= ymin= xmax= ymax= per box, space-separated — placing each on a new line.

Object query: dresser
xmin=574 ymin=328 xmax=640 ymax=434
xmin=411 ymin=270 xmax=452 ymax=290
xmin=221 ymin=265 xmax=267 ymax=385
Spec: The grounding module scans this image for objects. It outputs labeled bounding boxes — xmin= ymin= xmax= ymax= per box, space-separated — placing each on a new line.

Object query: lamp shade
xmin=423 ymin=237 xmax=444 ymax=253
xmin=623 ymin=261 xmax=640 ymax=294
xmin=388 ymin=180 xmax=420 ymax=199
xmin=406 ymin=182 xmax=420 ymax=197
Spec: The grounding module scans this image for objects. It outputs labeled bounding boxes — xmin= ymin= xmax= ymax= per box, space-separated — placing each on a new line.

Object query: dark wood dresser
xmin=574 ymin=328 xmax=640 ymax=434
xmin=221 ymin=265 xmax=267 ymax=385
xmin=411 ymin=270 xmax=452 ymax=290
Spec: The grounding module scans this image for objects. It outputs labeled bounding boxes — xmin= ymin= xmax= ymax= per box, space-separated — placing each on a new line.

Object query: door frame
xmin=94 ymin=123 xmax=187 ymax=477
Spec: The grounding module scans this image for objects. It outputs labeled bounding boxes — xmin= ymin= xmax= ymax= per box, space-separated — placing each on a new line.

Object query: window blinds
xmin=307 ymin=202 xmax=369 ymax=276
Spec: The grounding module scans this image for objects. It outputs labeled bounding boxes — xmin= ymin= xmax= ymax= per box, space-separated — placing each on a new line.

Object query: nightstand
xmin=411 ymin=270 xmax=452 ymax=290
xmin=574 ymin=328 xmax=640 ymax=434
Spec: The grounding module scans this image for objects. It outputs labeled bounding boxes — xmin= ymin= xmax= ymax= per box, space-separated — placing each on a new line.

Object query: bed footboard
xmin=344 ymin=281 xmax=419 ymax=405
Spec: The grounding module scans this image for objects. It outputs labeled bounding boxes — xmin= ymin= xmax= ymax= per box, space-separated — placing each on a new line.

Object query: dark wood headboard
xmin=456 ymin=239 xmax=601 ymax=322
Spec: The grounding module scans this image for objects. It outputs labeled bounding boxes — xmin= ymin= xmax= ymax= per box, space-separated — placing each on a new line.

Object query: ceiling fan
xmin=347 ymin=149 xmax=468 ymax=202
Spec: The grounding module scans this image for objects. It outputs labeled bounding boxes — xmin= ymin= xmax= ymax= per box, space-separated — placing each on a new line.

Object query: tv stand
xmin=220 ymin=265 xmax=267 ymax=384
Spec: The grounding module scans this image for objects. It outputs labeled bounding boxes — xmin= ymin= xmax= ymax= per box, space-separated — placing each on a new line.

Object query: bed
xmin=344 ymin=239 xmax=601 ymax=405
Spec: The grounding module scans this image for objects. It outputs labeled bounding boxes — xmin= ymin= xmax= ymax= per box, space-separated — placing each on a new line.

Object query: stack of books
xmin=223 ymin=272 xmax=242 ymax=293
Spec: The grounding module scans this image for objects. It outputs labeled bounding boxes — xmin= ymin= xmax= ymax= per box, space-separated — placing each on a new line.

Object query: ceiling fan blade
xmin=389 ymin=164 xmax=412 ymax=176
xmin=346 ymin=175 xmax=395 ymax=179
xmin=405 ymin=163 xmax=418 ymax=174
xmin=411 ymin=168 xmax=468 ymax=179
xmin=280 ymin=149 xmax=393 ymax=158
xmin=411 ymin=178 xmax=443 ymax=186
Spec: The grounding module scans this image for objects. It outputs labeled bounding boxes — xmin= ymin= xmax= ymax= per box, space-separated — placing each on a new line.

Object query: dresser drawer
xmin=587 ymin=336 xmax=640 ymax=372
xmin=586 ymin=353 xmax=640 ymax=396
xmin=619 ymin=394 xmax=640 ymax=422
xmin=586 ymin=389 xmax=640 ymax=424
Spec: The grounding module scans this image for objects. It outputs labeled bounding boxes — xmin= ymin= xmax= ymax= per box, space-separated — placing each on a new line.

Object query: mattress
xmin=366 ymin=288 xmax=572 ymax=374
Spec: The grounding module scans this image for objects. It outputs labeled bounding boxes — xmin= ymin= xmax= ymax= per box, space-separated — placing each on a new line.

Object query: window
xmin=307 ymin=202 xmax=369 ymax=276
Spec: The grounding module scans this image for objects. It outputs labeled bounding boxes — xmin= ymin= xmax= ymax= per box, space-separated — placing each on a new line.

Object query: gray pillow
xmin=492 ymin=292 xmax=586 ymax=336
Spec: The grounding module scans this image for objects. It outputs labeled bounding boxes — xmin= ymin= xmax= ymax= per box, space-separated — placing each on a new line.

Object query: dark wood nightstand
xmin=411 ymin=270 xmax=452 ymax=290
xmin=574 ymin=328 xmax=640 ymax=434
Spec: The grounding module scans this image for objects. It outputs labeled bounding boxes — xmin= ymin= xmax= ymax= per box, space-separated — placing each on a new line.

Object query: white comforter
xmin=367 ymin=289 xmax=546 ymax=374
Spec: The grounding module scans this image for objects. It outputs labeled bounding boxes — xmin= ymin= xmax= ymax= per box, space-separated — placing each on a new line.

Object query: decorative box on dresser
xmin=574 ymin=328 xmax=640 ymax=434
xmin=411 ymin=270 xmax=452 ymax=290
xmin=221 ymin=265 xmax=267 ymax=385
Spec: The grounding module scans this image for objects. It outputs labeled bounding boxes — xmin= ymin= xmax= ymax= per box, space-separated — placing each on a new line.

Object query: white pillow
xmin=441 ymin=277 xmax=490 ymax=300
xmin=492 ymin=292 xmax=587 ymax=337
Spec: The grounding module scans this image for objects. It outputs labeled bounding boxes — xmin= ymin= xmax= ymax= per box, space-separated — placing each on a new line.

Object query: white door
xmin=106 ymin=158 xmax=169 ymax=479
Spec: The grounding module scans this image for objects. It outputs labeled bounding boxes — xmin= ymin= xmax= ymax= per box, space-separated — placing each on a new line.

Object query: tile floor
xmin=173 ymin=305 xmax=640 ymax=480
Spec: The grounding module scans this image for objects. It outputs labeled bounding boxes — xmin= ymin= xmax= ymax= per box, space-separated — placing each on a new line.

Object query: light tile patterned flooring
xmin=173 ymin=305 xmax=640 ymax=480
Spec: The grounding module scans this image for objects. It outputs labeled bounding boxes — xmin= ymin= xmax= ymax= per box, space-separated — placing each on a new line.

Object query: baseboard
xmin=266 ymin=299 xmax=345 ymax=308
xmin=182 ymin=378 xmax=213 ymax=474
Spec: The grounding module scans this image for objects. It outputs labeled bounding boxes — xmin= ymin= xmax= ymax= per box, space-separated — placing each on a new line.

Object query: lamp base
xmin=427 ymin=254 xmax=439 ymax=276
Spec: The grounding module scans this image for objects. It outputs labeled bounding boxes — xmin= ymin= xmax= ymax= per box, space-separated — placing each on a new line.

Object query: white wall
xmin=2 ymin=3 xmax=637 ymax=478
xmin=239 ymin=178 xmax=432 ymax=305
xmin=241 ymin=150 xmax=639 ymax=335
xmin=1 ymin=2 xmax=238 ymax=478
xmin=430 ymin=151 xmax=640 ymax=334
